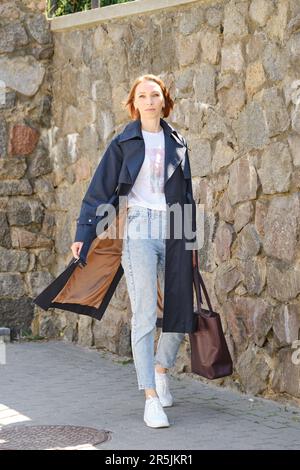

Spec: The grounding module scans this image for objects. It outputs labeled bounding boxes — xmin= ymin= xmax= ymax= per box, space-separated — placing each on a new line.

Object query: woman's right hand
xmin=71 ymin=241 xmax=83 ymax=259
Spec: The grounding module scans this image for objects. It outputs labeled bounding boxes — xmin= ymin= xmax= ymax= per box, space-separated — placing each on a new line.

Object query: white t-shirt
xmin=127 ymin=128 xmax=167 ymax=211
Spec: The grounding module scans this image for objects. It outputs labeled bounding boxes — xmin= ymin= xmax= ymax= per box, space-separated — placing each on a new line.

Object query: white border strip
xmin=49 ymin=0 xmax=204 ymax=32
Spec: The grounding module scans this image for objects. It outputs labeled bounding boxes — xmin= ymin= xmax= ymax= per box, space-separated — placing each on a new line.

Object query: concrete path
xmin=0 ymin=339 xmax=300 ymax=450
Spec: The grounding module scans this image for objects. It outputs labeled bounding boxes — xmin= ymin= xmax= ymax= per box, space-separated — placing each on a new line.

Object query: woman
xmin=34 ymin=74 xmax=197 ymax=429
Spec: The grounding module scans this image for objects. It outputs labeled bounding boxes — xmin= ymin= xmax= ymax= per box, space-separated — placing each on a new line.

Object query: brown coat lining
xmin=53 ymin=208 xmax=164 ymax=316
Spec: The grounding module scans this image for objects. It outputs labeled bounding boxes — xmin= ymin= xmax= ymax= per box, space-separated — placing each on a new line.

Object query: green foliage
xmin=48 ymin=0 xmax=135 ymax=17
xmin=115 ymin=358 xmax=134 ymax=365
xmin=100 ymin=0 xmax=134 ymax=5
xmin=20 ymin=329 xmax=46 ymax=341
xmin=47 ymin=1 xmax=90 ymax=17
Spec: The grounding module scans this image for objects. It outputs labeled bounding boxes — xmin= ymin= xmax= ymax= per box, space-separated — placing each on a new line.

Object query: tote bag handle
xmin=192 ymin=250 xmax=214 ymax=316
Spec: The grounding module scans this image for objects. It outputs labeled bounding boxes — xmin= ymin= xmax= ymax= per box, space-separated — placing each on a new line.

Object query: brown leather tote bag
xmin=189 ymin=252 xmax=233 ymax=379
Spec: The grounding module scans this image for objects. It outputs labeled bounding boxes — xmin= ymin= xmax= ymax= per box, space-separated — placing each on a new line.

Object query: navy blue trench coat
xmin=34 ymin=117 xmax=197 ymax=333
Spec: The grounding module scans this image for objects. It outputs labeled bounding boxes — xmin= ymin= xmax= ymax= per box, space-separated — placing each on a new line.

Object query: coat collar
xmin=118 ymin=117 xmax=185 ymax=145
xmin=118 ymin=118 xmax=187 ymax=187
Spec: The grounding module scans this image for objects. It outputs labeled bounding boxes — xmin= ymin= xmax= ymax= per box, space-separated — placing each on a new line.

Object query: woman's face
xmin=133 ymin=80 xmax=165 ymax=121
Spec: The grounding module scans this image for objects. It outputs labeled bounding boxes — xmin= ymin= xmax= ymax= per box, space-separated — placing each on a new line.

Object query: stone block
xmin=263 ymin=195 xmax=299 ymax=263
xmin=228 ymin=157 xmax=258 ymax=205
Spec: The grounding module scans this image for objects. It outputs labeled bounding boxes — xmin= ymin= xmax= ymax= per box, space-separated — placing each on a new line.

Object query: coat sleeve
xmin=74 ymin=136 xmax=123 ymax=246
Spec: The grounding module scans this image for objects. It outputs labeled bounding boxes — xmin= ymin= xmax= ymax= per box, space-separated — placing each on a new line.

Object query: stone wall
xmin=0 ymin=0 xmax=54 ymax=337
xmin=2 ymin=0 xmax=300 ymax=404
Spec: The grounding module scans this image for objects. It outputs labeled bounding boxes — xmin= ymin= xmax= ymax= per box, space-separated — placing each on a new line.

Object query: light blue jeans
xmin=121 ymin=205 xmax=185 ymax=390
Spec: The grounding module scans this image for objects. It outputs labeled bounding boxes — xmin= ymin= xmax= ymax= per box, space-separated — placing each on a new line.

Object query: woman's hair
xmin=123 ymin=74 xmax=174 ymax=120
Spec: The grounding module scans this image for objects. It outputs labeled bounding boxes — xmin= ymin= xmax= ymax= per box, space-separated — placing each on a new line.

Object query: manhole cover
xmin=0 ymin=425 xmax=111 ymax=450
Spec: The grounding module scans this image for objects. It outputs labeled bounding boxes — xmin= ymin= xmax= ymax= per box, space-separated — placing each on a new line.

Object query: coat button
xmin=88 ymin=219 xmax=92 ymax=222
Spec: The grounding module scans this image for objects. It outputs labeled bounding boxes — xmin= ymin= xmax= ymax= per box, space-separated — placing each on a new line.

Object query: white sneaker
xmin=155 ymin=369 xmax=173 ymax=407
xmin=144 ymin=395 xmax=170 ymax=428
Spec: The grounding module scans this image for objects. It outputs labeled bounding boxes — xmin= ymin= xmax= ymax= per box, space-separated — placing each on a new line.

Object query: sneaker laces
xmin=146 ymin=396 xmax=162 ymax=411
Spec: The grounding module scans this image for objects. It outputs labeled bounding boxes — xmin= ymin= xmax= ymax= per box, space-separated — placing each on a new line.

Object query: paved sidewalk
xmin=0 ymin=339 xmax=300 ymax=450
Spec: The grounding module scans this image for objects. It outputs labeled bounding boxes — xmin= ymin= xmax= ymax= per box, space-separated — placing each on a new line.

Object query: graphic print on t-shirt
xmin=127 ymin=129 xmax=166 ymax=211
xmin=148 ymin=148 xmax=164 ymax=193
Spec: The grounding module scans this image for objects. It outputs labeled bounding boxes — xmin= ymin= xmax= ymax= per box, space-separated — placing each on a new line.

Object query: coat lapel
xmin=118 ymin=118 xmax=187 ymax=188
